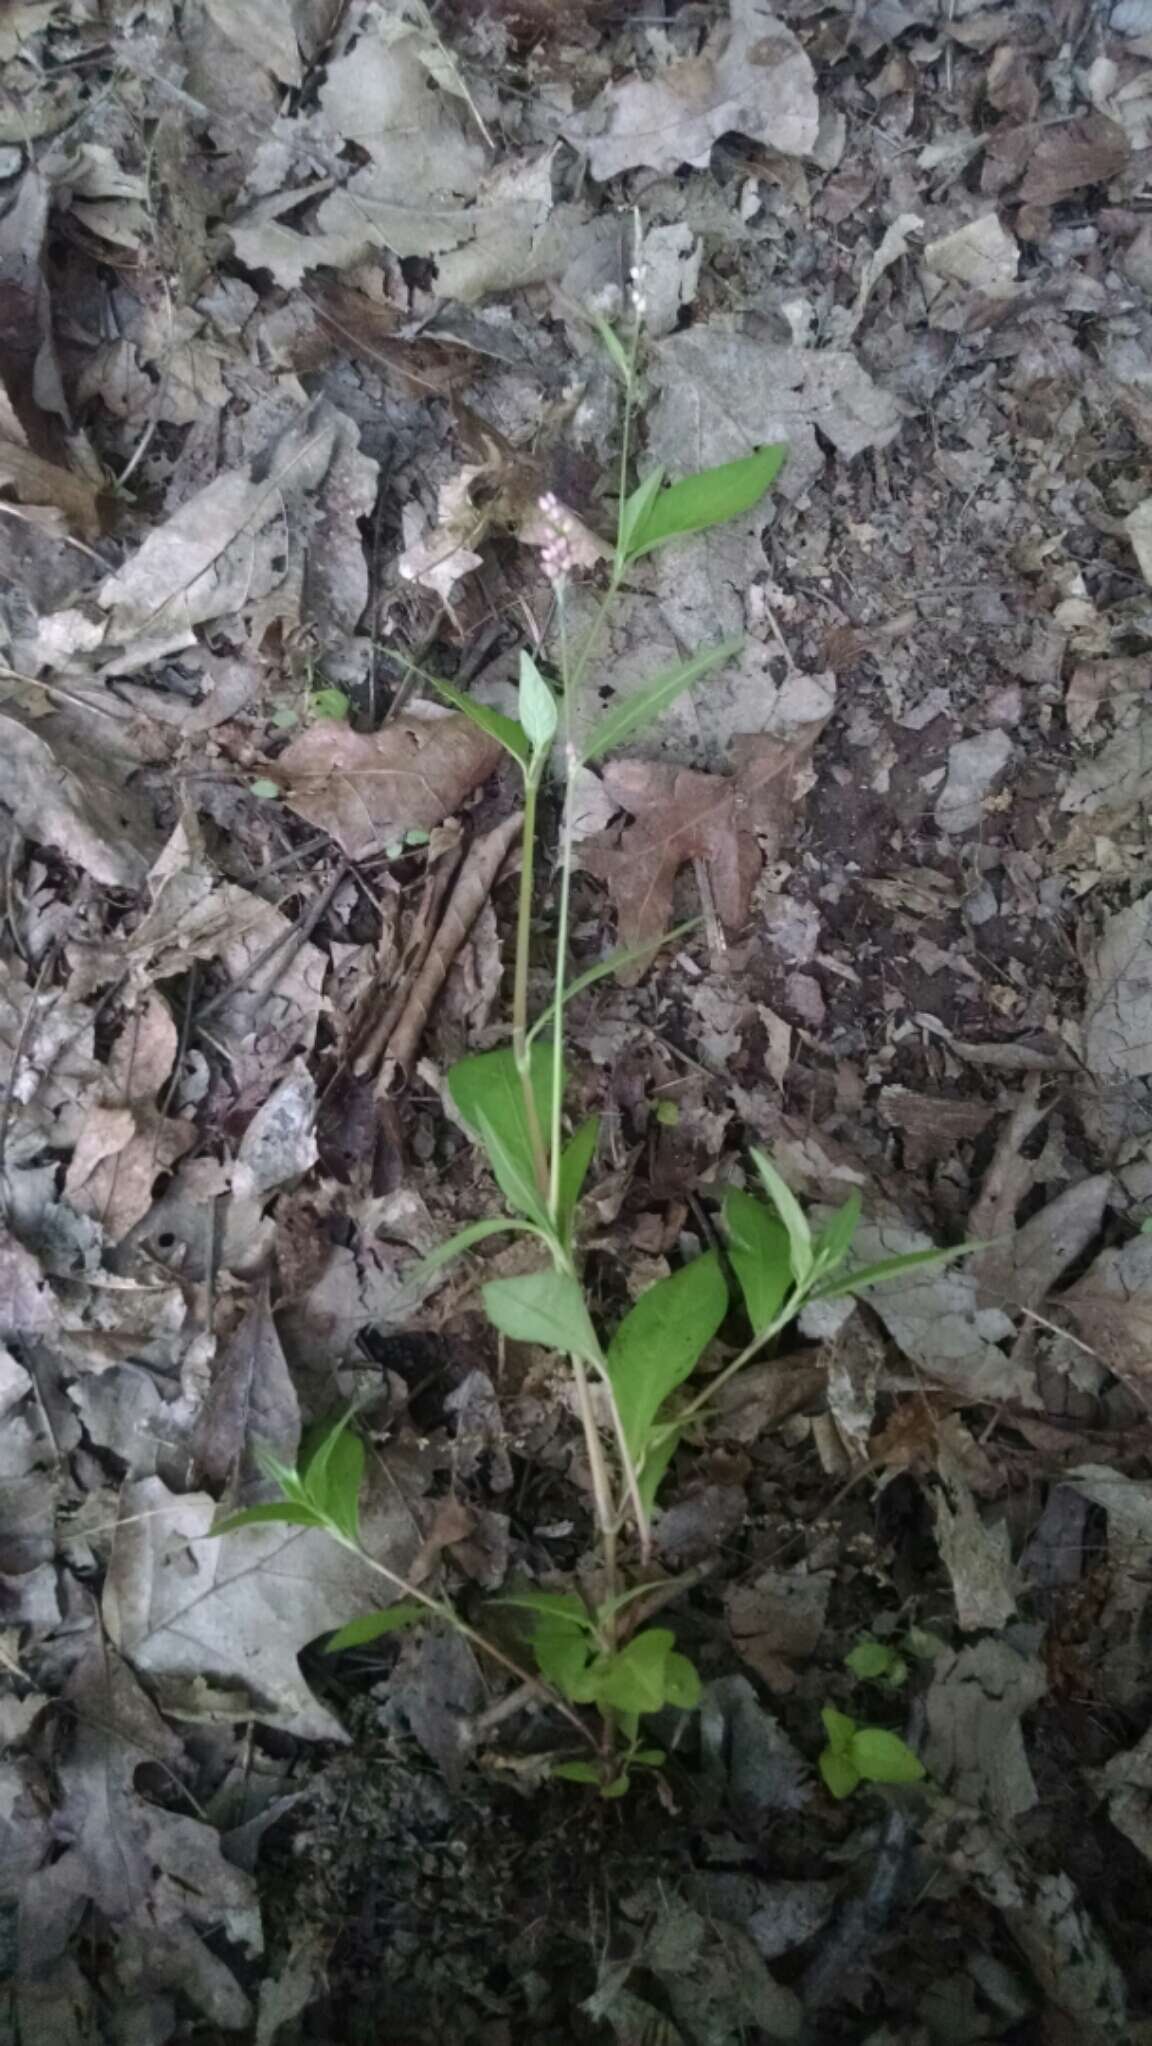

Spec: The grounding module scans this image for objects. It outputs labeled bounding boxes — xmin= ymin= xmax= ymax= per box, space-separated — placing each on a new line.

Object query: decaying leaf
xmin=60 ymin=993 xmax=195 ymax=1242
xmin=725 ymin=1568 xmax=831 ymax=1692
xmin=923 ymin=1799 xmax=1128 ymax=2041
xmin=397 ymin=463 xmax=486 ymax=603
xmin=647 ymin=329 xmax=902 ymax=504
xmin=189 ymin=1279 xmax=301 ymax=1492
xmin=1017 ymin=112 xmax=1130 ymax=206
xmin=699 ymin=1674 xmax=811 ymax=1818
xmin=0 ymin=711 xmax=159 ymax=888
xmin=931 ymin=1438 xmax=1018 ymax=1633
xmin=68 ymin=817 xmax=327 ymax=1095
xmin=276 ymin=706 xmax=504 ymax=858
xmin=580 ymin=727 xmax=826 ymax=978
xmin=96 ymin=398 xmax=376 ymax=666
xmin=0 ymin=432 xmax=101 ymax=538
xmin=934 ymin=730 xmax=1013 ymax=836
xmin=825 ymin=1215 xmax=1023 ymax=1402
xmin=1082 ymin=892 xmax=1152 ymax=1080
xmin=1099 ymin=1721 xmax=1152 ymax=1867
xmin=1065 ymin=1466 xmax=1152 ymax=1709
xmin=925 ymin=1635 xmax=1046 ymax=1825
xmin=564 ymin=0 xmax=819 ymax=179
xmin=924 ymin=214 xmax=1019 ymax=295
xmin=974 ymin=1174 xmax=1113 ymax=1315
xmin=18 ymin=1637 xmax=258 ymax=2030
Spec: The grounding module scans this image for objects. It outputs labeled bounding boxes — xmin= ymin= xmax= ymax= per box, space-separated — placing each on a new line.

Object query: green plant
xmin=496 ymin=1589 xmax=700 ymax=1797
xmin=844 ymin=1637 xmax=909 ymax=1689
xmin=214 ymin=1412 xmax=598 ymax=1752
xmin=818 ymin=1707 xmax=926 ymax=1801
xmin=215 ymin=271 xmax=972 ymax=1790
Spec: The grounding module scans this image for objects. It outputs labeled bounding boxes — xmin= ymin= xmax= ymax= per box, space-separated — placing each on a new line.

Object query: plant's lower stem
xmin=336 ymin=1535 xmax=597 ymax=1750
xmin=598 ymin=1370 xmax=652 ymax=1562
xmin=570 ymin=1354 xmax=616 ymax=1554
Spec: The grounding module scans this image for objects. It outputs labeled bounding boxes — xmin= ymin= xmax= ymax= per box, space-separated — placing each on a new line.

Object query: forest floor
xmin=4 ymin=0 xmax=1152 ymax=2041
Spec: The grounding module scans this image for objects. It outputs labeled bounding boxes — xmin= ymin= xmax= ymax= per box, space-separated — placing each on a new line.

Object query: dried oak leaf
xmin=580 ymin=730 xmax=823 ymax=982
xmin=276 ymin=708 xmax=504 ymax=858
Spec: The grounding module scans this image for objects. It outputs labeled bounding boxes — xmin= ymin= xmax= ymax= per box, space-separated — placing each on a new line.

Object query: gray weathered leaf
xmin=18 ymin=1637 xmax=257 ymax=2030
xmin=564 ymin=0 xmax=819 ymax=179
xmin=190 ymin=1280 xmax=301 ymax=1490
xmin=104 ymin=1474 xmax=419 ymax=1740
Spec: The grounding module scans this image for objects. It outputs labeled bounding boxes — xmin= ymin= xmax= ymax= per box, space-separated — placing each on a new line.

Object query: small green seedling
xmin=310 ymin=685 xmax=350 ymax=722
xmin=844 ymin=1637 xmax=909 ymax=1689
xmin=818 ymin=1706 xmax=926 ymax=1801
xmin=496 ymin=1589 xmax=699 ymax=1796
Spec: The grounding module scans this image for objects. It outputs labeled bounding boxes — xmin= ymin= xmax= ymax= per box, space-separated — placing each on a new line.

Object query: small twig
xmin=373 ymin=811 xmax=523 ymax=1086
xmin=352 ymin=840 xmax=464 ymax=1076
xmin=194 ymin=863 xmax=347 ymax=1027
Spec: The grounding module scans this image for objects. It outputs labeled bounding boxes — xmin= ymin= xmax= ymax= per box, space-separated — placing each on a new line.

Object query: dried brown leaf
xmin=1061 ymin=1234 xmax=1152 ymax=1381
xmin=97 ymin=398 xmax=376 ymax=664
xmin=190 ymin=1277 xmax=301 ymax=1490
xmin=580 ymin=728 xmax=825 ymax=980
xmin=277 ymin=709 xmax=504 ymax=858
xmin=0 ymin=437 xmax=101 ymax=538
xmin=1018 ymin=112 xmax=1129 ymax=205
xmin=725 ymin=1568 xmax=831 ymax=1691
xmin=63 ymin=1103 xmax=195 ymax=1242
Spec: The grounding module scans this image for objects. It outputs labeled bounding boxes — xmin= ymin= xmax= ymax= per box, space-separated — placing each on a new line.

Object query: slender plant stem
xmin=599 ymin=1370 xmax=652 ymax=1562
xmin=674 ymin=1297 xmax=798 ymax=1425
xmin=548 ymin=591 xmax=575 ymax=1224
xmin=638 ymin=1292 xmax=805 ymax=1492
xmin=335 ymin=1533 xmax=597 ymax=1750
xmin=511 ymin=768 xmax=549 ymax=1196
xmin=570 ymin=1353 xmax=619 ymax=1614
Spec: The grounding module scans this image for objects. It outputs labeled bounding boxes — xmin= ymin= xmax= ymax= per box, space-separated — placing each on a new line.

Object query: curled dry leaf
xmin=276 ymin=707 xmax=505 ymax=858
xmin=96 ymin=398 xmax=376 ymax=667
xmin=579 ymin=727 xmax=826 ymax=981
xmin=0 ymin=711 xmax=158 ymax=888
